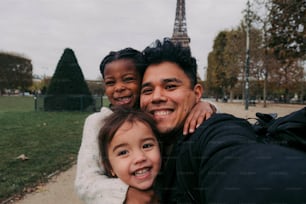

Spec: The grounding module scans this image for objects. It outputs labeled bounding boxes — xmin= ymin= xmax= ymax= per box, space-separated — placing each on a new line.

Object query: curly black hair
xmin=99 ymin=47 xmax=146 ymax=79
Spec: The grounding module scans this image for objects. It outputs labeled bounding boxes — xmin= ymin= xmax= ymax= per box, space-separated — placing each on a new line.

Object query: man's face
xmin=140 ymin=61 xmax=202 ymax=135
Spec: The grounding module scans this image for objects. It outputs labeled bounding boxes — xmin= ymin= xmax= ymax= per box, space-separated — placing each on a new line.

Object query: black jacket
xmin=164 ymin=113 xmax=306 ymax=203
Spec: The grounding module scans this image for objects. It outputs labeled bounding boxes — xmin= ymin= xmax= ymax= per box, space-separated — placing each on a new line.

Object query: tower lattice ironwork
xmin=171 ymin=0 xmax=190 ymax=48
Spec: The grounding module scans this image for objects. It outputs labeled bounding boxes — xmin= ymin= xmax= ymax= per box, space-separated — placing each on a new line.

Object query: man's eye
xmin=165 ymin=84 xmax=177 ymax=90
xmin=141 ymin=88 xmax=152 ymax=95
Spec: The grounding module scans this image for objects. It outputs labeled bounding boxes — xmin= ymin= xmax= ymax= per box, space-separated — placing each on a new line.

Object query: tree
xmin=0 ymin=52 xmax=32 ymax=95
xmin=206 ymin=0 xmax=305 ymax=103
xmin=268 ymin=0 xmax=305 ymax=101
xmin=223 ymin=28 xmax=245 ymax=101
xmin=44 ymin=48 xmax=94 ymax=111
xmin=206 ymin=31 xmax=228 ymax=101
xmin=254 ymin=0 xmax=305 ymax=102
xmin=268 ymin=0 xmax=305 ymax=60
xmin=206 ymin=30 xmax=244 ymax=101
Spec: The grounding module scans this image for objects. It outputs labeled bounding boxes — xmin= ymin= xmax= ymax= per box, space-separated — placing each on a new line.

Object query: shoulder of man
xmin=197 ymin=113 xmax=250 ymax=133
xmin=180 ymin=113 xmax=256 ymax=147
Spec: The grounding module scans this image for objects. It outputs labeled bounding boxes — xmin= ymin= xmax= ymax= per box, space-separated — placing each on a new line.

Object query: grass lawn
xmin=0 ymin=96 xmax=91 ymax=202
xmin=0 ymin=95 xmax=34 ymax=112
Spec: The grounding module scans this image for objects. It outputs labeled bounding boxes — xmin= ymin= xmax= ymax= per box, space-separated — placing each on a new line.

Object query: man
xmin=138 ymin=38 xmax=203 ymax=203
xmin=136 ymin=38 xmax=306 ymax=203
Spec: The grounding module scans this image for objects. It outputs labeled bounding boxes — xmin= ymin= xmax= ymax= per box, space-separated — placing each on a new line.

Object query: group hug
xmin=74 ymin=38 xmax=306 ymax=204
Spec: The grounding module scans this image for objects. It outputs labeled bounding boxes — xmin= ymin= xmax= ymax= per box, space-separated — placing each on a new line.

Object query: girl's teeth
xmin=135 ymin=168 xmax=149 ymax=175
xmin=118 ymin=97 xmax=130 ymax=102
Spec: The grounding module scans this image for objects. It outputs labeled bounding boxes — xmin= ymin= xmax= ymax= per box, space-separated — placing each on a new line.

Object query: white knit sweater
xmin=75 ymin=107 xmax=128 ymax=204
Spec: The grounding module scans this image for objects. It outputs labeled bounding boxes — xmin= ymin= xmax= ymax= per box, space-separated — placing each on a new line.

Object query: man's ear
xmin=194 ymin=84 xmax=203 ymax=103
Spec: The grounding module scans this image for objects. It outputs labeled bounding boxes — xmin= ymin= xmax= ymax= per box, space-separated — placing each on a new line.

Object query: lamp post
xmin=244 ymin=0 xmax=251 ymax=110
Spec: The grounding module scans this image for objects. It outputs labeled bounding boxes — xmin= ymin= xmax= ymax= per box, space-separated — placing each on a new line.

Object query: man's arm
xmin=75 ymin=108 xmax=128 ymax=204
xmin=195 ymin=114 xmax=306 ymax=203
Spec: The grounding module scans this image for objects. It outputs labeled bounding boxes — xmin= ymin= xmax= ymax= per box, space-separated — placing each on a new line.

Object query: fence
xmin=34 ymin=95 xmax=110 ymax=112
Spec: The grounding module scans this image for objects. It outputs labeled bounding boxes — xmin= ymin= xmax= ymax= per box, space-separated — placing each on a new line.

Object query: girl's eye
xmin=123 ymin=77 xmax=135 ymax=82
xmin=117 ymin=150 xmax=128 ymax=156
xmin=105 ymin=80 xmax=115 ymax=86
xmin=143 ymin=143 xmax=154 ymax=149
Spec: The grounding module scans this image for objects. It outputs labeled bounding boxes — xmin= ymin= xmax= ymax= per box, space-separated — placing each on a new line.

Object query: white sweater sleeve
xmin=201 ymin=99 xmax=221 ymax=113
xmin=75 ymin=107 xmax=129 ymax=204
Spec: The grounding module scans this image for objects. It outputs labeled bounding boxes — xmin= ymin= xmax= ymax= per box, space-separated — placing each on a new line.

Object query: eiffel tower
xmin=171 ymin=0 xmax=190 ymax=48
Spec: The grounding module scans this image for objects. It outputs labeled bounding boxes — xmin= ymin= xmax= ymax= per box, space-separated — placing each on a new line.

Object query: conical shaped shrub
xmin=44 ymin=48 xmax=94 ymax=111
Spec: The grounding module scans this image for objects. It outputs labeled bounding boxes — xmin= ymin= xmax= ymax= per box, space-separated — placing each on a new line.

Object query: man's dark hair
xmin=142 ymin=38 xmax=198 ymax=87
xmin=99 ymin=48 xmax=146 ymax=79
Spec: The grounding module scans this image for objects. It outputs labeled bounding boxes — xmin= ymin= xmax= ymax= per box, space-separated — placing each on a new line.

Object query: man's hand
xmin=125 ymin=186 xmax=159 ymax=204
xmin=183 ymin=101 xmax=216 ymax=135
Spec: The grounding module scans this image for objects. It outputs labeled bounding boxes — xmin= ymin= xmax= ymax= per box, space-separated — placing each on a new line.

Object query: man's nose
xmin=151 ymin=87 xmax=166 ymax=103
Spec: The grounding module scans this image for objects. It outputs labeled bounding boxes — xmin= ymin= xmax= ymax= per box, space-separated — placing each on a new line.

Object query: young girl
xmin=98 ymin=108 xmax=161 ymax=198
xmin=75 ymin=47 xmax=216 ymax=204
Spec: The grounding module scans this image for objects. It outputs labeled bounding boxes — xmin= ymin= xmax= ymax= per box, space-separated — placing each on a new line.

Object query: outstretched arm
xmin=75 ymin=107 xmax=128 ymax=204
xmin=194 ymin=114 xmax=306 ymax=203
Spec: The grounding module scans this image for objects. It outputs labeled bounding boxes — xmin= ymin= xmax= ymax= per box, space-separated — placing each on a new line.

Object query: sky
xmin=0 ymin=0 xmax=247 ymax=80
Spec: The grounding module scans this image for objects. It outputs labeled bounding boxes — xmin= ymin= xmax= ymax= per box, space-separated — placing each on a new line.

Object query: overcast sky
xmin=0 ymin=0 xmax=246 ymax=80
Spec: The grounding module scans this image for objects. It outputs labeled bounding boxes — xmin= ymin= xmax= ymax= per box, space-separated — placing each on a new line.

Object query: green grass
xmin=0 ymin=96 xmax=34 ymax=112
xmin=0 ymin=96 xmax=91 ymax=202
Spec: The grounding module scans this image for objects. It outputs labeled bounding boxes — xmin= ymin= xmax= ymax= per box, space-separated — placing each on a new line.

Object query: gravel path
xmin=12 ymin=164 xmax=83 ymax=204
xmin=216 ymin=101 xmax=305 ymax=118
xmin=11 ymin=102 xmax=305 ymax=204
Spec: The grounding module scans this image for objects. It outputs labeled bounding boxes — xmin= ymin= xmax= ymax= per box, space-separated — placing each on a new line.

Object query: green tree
xmin=44 ymin=48 xmax=93 ymax=111
xmin=223 ymin=28 xmax=245 ymax=101
xmin=207 ymin=30 xmax=244 ymax=101
xmin=268 ymin=0 xmax=305 ymax=101
xmin=253 ymin=0 xmax=305 ymax=102
xmin=0 ymin=52 xmax=32 ymax=95
xmin=237 ymin=0 xmax=304 ymax=103
xmin=268 ymin=0 xmax=305 ymax=60
xmin=206 ymin=0 xmax=305 ymax=103
xmin=206 ymin=31 xmax=228 ymax=100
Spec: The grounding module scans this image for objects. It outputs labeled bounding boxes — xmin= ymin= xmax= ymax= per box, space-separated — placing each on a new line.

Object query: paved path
xmin=13 ymin=164 xmax=83 ymax=204
xmin=214 ymin=101 xmax=305 ymax=119
xmin=11 ymin=102 xmax=305 ymax=204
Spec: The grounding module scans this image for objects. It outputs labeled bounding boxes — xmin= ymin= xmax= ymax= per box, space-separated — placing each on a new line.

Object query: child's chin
xmin=135 ymin=182 xmax=154 ymax=191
